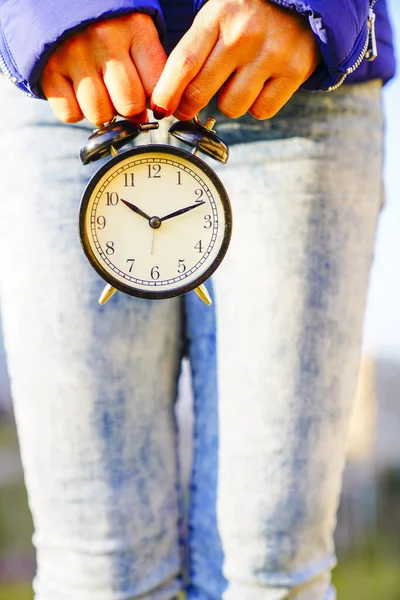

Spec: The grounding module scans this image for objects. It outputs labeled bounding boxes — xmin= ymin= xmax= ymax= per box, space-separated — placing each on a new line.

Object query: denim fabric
xmin=0 ymin=78 xmax=384 ymax=600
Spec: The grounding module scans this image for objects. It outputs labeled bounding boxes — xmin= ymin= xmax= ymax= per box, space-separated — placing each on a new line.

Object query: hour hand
xmin=160 ymin=201 xmax=206 ymax=222
xmin=120 ymin=198 xmax=151 ymax=221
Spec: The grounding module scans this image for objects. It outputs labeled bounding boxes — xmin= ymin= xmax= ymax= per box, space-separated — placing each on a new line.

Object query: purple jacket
xmin=0 ymin=0 xmax=396 ymax=99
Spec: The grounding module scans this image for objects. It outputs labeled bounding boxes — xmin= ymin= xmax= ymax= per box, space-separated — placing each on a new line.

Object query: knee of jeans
xmin=259 ymin=520 xmax=336 ymax=584
xmin=219 ymin=500 xmax=337 ymax=599
xmin=221 ymin=558 xmax=336 ymax=600
xmin=190 ymin=569 xmax=335 ymax=600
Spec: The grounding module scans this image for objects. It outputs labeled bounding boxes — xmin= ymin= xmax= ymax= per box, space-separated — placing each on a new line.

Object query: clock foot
xmin=194 ymin=284 xmax=212 ymax=306
xmin=99 ymin=284 xmax=117 ymax=305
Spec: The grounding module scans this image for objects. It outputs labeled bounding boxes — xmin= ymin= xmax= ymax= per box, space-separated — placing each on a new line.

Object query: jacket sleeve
xmin=267 ymin=0 xmax=377 ymax=90
xmin=0 ymin=0 xmax=166 ymax=98
xmin=193 ymin=0 xmax=376 ymax=91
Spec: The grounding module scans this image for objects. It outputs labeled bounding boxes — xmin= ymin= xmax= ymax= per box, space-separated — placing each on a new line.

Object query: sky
xmin=362 ymin=0 xmax=400 ymax=359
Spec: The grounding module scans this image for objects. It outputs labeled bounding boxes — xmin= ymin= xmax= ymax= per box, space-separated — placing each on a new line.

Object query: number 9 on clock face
xmin=79 ymin=145 xmax=232 ymax=300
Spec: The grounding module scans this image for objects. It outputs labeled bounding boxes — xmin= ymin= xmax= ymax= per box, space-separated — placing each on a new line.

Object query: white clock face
xmin=80 ymin=145 xmax=231 ymax=298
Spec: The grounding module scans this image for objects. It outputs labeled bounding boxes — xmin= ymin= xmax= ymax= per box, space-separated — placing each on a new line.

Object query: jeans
xmin=0 ymin=76 xmax=384 ymax=600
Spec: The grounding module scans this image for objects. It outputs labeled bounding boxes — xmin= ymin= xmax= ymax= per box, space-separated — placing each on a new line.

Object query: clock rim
xmin=79 ymin=143 xmax=232 ymax=300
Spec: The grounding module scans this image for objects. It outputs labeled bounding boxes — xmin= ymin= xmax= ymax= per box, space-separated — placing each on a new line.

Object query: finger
xmin=172 ymin=41 xmax=238 ymax=120
xmin=210 ymin=62 xmax=268 ymax=119
xmin=151 ymin=15 xmax=219 ymax=115
xmin=73 ymin=71 xmax=115 ymax=125
xmin=40 ymin=72 xmax=84 ymax=123
xmin=248 ymin=76 xmax=300 ymax=120
xmin=102 ymin=57 xmax=146 ymax=118
xmin=217 ymin=77 xmax=265 ymax=120
xmin=128 ymin=14 xmax=167 ymax=97
xmin=129 ymin=108 xmax=149 ymax=127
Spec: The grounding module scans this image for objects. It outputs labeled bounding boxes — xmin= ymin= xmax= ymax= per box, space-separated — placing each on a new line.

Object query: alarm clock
xmin=79 ymin=115 xmax=232 ymax=306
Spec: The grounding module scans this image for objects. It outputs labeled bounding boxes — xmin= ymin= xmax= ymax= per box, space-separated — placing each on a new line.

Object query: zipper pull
xmin=366 ymin=7 xmax=378 ymax=61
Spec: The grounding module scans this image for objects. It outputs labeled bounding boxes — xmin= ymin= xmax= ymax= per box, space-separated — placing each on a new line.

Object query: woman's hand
xmin=151 ymin=0 xmax=321 ymax=120
xmin=40 ymin=13 xmax=167 ymax=125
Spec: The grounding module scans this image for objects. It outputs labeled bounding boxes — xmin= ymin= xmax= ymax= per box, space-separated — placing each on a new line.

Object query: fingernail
xmin=153 ymin=105 xmax=168 ymax=120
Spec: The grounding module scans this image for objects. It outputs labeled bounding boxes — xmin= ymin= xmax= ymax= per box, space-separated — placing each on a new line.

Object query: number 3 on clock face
xmin=79 ymin=144 xmax=232 ymax=300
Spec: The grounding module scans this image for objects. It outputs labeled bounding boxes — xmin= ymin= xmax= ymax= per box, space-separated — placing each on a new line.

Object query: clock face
xmin=79 ymin=145 xmax=232 ymax=299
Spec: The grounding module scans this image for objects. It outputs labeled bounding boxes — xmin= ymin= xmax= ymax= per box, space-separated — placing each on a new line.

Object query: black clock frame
xmin=79 ymin=144 xmax=232 ymax=300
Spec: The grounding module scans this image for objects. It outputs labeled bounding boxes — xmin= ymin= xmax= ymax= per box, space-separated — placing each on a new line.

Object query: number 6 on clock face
xmin=79 ymin=144 xmax=232 ymax=300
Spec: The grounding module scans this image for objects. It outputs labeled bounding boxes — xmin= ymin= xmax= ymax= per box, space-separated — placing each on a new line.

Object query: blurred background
xmin=1 ymin=2 xmax=400 ymax=599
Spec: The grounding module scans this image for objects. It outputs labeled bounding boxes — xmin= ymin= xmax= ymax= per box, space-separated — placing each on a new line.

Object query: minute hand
xmin=160 ymin=201 xmax=206 ymax=222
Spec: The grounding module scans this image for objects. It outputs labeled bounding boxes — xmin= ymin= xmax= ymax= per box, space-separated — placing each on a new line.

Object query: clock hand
xmin=160 ymin=201 xmax=206 ymax=222
xmin=120 ymin=198 xmax=152 ymax=221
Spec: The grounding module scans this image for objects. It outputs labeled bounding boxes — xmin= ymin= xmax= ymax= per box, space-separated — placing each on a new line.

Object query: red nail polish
xmin=153 ymin=105 xmax=167 ymax=120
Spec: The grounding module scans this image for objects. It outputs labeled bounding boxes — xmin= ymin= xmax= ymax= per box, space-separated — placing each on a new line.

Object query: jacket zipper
xmin=0 ymin=34 xmax=33 ymax=97
xmin=328 ymin=0 xmax=378 ymax=92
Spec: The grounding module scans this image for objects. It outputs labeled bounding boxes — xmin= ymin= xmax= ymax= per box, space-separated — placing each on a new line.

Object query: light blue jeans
xmin=0 ymin=77 xmax=384 ymax=600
